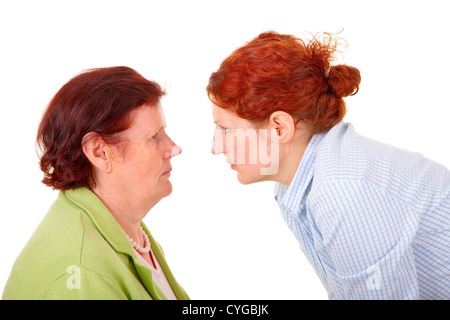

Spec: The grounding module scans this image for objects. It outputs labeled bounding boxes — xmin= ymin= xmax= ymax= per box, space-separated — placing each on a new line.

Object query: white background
xmin=0 ymin=0 xmax=449 ymax=300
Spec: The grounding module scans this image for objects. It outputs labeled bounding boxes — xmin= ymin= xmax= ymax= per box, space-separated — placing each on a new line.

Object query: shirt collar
xmin=274 ymin=130 xmax=326 ymax=213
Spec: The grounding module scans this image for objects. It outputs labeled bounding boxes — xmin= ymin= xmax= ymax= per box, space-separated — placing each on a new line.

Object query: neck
xmin=271 ymin=129 xmax=312 ymax=185
xmin=92 ymin=184 xmax=146 ymax=242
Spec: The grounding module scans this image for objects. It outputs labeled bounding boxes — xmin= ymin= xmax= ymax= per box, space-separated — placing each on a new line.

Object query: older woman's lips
xmin=162 ymin=168 xmax=172 ymax=176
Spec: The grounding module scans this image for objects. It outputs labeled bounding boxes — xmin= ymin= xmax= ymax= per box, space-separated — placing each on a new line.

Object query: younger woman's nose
xmin=211 ymin=137 xmax=217 ymax=155
xmin=211 ymin=130 xmax=225 ymax=155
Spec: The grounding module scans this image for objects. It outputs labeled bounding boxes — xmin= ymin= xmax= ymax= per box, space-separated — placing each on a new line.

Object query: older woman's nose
xmin=171 ymin=144 xmax=182 ymax=157
xmin=163 ymin=134 xmax=182 ymax=159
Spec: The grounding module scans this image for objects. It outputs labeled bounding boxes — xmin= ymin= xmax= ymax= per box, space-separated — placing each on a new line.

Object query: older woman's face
xmin=110 ymin=104 xmax=181 ymax=207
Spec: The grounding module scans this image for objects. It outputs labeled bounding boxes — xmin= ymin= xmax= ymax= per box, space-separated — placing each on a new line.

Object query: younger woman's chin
xmin=236 ymin=173 xmax=262 ymax=185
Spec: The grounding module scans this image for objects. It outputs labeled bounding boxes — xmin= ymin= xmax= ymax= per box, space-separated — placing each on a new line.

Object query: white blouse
xmin=132 ymin=248 xmax=177 ymax=300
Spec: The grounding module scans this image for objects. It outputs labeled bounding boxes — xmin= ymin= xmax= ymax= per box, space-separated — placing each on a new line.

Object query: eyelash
xmin=218 ymin=125 xmax=230 ymax=134
xmin=151 ymin=132 xmax=159 ymax=141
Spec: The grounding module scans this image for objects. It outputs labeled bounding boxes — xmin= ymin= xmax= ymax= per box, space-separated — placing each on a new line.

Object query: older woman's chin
xmin=160 ymin=179 xmax=174 ymax=197
xmin=145 ymin=182 xmax=173 ymax=207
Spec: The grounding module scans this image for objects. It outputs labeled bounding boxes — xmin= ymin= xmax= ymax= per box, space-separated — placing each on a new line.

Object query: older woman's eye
xmin=151 ymin=133 xmax=159 ymax=140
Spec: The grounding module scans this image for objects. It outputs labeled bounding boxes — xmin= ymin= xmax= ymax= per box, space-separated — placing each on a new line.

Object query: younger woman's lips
xmin=231 ymin=164 xmax=236 ymax=170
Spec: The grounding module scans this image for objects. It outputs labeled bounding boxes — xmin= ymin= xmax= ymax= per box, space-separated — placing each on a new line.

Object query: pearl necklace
xmin=126 ymin=226 xmax=151 ymax=254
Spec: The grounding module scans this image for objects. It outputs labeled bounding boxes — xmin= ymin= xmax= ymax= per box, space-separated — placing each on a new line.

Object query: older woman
xmin=3 ymin=66 xmax=188 ymax=300
xmin=208 ymin=31 xmax=450 ymax=299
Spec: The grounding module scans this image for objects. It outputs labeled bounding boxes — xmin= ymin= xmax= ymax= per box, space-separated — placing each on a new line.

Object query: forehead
xmin=212 ymin=104 xmax=239 ymax=123
xmin=128 ymin=104 xmax=166 ymax=134
xmin=211 ymin=104 xmax=263 ymax=129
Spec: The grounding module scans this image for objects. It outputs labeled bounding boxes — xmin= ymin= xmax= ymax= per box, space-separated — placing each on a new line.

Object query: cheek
xmin=223 ymin=134 xmax=258 ymax=164
xmin=122 ymin=149 xmax=160 ymax=180
xmin=227 ymin=133 xmax=266 ymax=165
xmin=235 ymin=131 xmax=279 ymax=175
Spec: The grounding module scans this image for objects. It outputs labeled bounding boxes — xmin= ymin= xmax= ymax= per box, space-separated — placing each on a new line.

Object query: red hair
xmin=37 ymin=66 xmax=165 ymax=190
xmin=207 ymin=31 xmax=361 ymax=133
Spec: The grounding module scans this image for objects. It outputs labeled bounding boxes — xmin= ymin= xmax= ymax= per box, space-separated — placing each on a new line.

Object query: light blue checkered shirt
xmin=274 ymin=122 xmax=450 ymax=299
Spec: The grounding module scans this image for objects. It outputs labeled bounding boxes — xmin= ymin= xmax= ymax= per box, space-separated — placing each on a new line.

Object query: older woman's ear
xmin=81 ymin=132 xmax=113 ymax=173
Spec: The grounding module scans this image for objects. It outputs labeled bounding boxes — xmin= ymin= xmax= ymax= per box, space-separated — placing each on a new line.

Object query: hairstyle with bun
xmin=207 ymin=31 xmax=361 ymax=133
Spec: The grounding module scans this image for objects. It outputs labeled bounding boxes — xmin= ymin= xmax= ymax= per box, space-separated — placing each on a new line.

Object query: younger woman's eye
xmin=219 ymin=125 xmax=230 ymax=134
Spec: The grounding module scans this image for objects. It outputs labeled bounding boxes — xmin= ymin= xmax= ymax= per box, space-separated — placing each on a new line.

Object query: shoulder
xmin=313 ymin=122 xmax=450 ymax=206
xmin=314 ymin=122 xmax=395 ymax=183
xmin=3 ymin=193 xmax=86 ymax=299
xmin=3 ymin=192 xmax=128 ymax=299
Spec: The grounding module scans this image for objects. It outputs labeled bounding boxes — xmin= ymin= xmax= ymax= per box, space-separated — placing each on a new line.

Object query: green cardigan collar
xmin=63 ymin=187 xmax=187 ymax=300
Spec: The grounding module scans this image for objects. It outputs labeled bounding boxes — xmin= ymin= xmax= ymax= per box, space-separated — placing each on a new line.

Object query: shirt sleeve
xmin=308 ymin=179 xmax=421 ymax=299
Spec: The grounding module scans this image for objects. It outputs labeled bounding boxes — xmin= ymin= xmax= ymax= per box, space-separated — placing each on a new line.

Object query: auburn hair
xmin=207 ymin=31 xmax=361 ymax=133
xmin=37 ymin=66 xmax=165 ymax=190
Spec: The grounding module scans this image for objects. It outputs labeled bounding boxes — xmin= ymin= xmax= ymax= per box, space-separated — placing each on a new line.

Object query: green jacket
xmin=2 ymin=187 xmax=189 ymax=300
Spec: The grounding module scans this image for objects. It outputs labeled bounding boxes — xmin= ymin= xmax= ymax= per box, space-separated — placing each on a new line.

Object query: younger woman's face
xmin=211 ymin=104 xmax=279 ymax=184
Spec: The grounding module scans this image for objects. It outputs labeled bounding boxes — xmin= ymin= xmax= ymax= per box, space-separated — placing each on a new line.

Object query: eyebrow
xmin=214 ymin=121 xmax=228 ymax=128
xmin=148 ymin=125 xmax=165 ymax=137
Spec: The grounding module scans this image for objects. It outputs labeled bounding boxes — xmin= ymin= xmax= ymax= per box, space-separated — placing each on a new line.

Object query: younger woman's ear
xmin=268 ymin=111 xmax=296 ymax=143
xmin=81 ymin=132 xmax=112 ymax=173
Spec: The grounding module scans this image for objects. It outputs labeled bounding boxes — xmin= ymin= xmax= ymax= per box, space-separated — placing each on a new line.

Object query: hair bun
xmin=327 ymin=65 xmax=361 ymax=98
